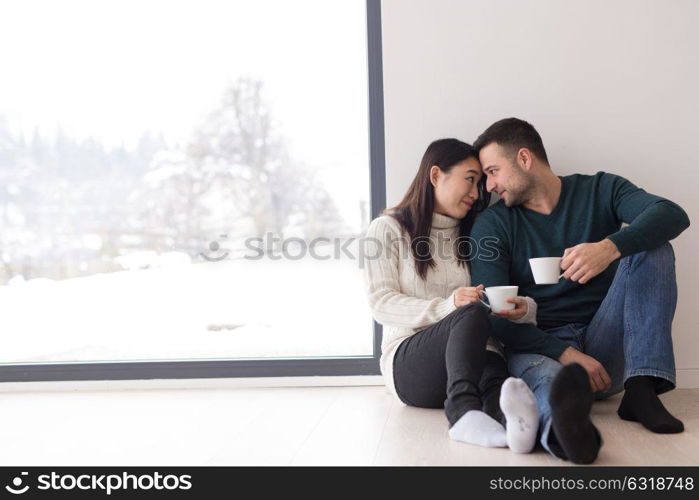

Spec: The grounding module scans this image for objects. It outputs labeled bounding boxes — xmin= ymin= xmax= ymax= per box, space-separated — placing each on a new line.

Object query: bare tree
xmin=140 ymin=77 xmax=346 ymax=246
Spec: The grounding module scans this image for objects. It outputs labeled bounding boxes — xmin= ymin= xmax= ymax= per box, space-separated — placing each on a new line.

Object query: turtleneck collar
xmin=432 ymin=211 xmax=460 ymax=229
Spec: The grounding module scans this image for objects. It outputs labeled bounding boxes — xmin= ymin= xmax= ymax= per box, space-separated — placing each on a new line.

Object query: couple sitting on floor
xmin=362 ymin=117 xmax=690 ymax=463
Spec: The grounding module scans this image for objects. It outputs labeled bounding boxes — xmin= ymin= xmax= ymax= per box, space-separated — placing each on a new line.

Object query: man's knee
xmin=509 ymin=354 xmax=563 ymax=389
xmin=629 ymin=241 xmax=675 ymax=267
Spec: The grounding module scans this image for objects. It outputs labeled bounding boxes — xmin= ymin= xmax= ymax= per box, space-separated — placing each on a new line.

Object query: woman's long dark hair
xmin=381 ymin=138 xmax=491 ymax=280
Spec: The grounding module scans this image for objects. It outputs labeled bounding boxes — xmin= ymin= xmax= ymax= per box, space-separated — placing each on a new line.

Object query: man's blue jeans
xmin=506 ymin=242 xmax=678 ymax=459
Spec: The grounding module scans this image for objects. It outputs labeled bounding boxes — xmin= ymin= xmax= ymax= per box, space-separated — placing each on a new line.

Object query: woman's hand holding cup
xmin=492 ymin=297 xmax=529 ymax=321
xmin=453 ymin=284 xmax=485 ymax=307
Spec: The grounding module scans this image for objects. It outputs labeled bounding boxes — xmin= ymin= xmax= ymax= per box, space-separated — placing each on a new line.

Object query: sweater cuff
xmin=439 ymin=290 xmax=458 ymax=317
xmin=538 ymin=337 xmax=571 ymax=360
xmin=606 ymin=227 xmax=646 ymax=258
xmin=511 ymin=296 xmax=537 ymax=326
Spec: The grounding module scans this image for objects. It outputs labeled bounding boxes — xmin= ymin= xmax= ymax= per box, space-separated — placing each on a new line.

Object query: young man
xmin=470 ymin=117 xmax=690 ymax=464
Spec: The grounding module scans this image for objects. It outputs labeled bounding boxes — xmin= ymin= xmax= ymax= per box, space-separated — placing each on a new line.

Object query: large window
xmin=0 ymin=0 xmax=385 ymax=380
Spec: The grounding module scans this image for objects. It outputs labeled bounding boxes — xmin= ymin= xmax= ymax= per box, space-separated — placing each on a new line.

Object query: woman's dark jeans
xmin=392 ymin=303 xmax=509 ymax=427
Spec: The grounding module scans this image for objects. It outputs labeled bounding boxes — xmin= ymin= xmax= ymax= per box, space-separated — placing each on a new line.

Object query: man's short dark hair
xmin=473 ymin=117 xmax=549 ymax=165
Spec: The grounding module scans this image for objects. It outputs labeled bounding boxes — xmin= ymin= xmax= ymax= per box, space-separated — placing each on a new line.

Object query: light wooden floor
xmin=1 ymin=386 xmax=697 ymax=465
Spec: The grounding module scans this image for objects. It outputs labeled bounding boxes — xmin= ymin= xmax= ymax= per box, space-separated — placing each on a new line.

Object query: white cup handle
xmin=479 ymin=298 xmax=491 ymax=309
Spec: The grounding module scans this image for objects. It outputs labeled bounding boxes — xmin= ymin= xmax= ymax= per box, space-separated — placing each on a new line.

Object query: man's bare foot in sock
xmin=617 ymin=375 xmax=684 ymax=433
xmin=549 ymin=363 xmax=602 ymax=464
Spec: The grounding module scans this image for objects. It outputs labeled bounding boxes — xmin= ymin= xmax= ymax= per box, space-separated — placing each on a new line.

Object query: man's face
xmin=478 ymin=143 xmax=533 ymax=207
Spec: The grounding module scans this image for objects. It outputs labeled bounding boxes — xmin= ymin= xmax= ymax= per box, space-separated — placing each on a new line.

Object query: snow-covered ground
xmin=0 ymin=256 xmax=374 ymax=363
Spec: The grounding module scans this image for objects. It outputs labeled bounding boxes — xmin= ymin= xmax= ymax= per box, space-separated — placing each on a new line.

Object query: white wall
xmin=381 ymin=0 xmax=699 ymax=387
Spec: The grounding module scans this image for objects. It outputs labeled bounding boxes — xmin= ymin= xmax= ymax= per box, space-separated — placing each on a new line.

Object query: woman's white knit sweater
xmin=361 ymin=211 xmax=538 ymax=398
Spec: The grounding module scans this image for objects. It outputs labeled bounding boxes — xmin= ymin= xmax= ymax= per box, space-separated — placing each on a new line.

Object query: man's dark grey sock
xmin=549 ymin=363 xmax=602 ymax=464
xmin=617 ymin=375 xmax=684 ymax=433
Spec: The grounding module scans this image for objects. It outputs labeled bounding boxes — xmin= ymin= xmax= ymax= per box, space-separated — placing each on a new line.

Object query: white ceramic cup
xmin=480 ymin=285 xmax=519 ymax=313
xmin=529 ymin=257 xmax=563 ymax=284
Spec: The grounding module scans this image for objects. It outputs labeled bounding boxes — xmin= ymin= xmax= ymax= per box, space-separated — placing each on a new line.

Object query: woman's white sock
xmin=448 ymin=410 xmax=507 ymax=447
xmin=499 ymin=377 xmax=540 ymax=453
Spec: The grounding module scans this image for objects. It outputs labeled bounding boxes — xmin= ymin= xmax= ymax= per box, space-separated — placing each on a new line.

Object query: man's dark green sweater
xmin=470 ymin=171 xmax=690 ymax=359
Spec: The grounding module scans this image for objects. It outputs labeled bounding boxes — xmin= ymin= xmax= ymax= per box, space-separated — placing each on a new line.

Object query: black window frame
xmin=0 ymin=0 xmax=386 ymax=383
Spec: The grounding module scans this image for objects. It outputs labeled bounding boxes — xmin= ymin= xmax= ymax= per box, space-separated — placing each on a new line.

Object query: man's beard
xmin=503 ymin=168 xmax=534 ymax=207
xmin=504 ymin=190 xmax=526 ymax=207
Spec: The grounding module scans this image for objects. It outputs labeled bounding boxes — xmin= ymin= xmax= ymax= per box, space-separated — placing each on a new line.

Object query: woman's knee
xmin=451 ymin=302 xmax=490 ymax=325
xmin=449 ymin=303 xmax=490 ymax=339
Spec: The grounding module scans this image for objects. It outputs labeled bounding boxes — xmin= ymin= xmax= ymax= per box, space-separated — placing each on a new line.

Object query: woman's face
xmin=430 ymin=157 xmax=483 ymax=219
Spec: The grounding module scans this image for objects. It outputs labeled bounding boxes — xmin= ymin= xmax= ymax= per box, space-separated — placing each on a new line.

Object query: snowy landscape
xmin=0 ymin=0 xmax=373 ymax=366
xmin=0 ymin=255 xmax=373 ymax=363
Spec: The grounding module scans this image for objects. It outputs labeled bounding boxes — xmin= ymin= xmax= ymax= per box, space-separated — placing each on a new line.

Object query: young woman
xmin=362 ymin=138 xmax=540 ymax=452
